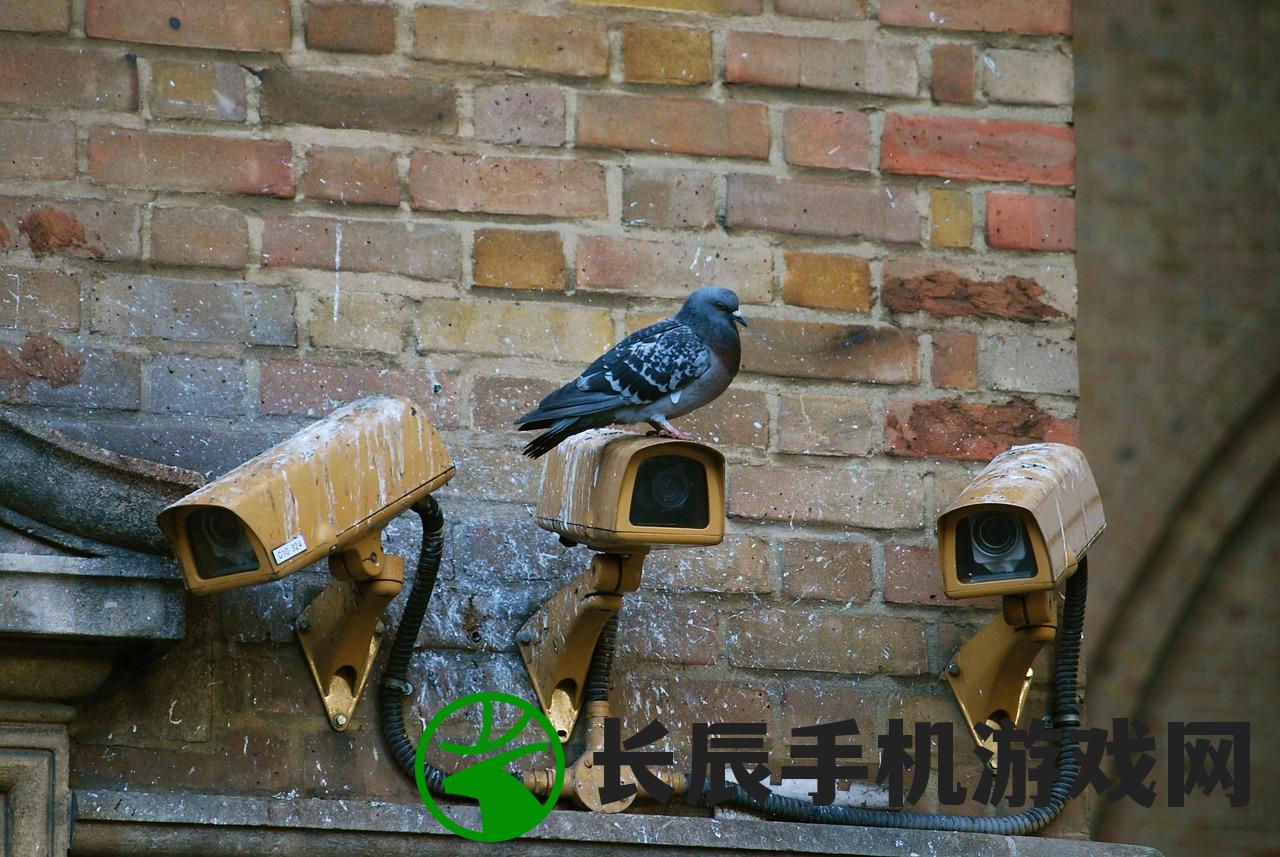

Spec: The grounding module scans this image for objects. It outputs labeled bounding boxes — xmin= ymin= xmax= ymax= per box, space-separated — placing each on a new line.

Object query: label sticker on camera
xmin=272 ymin=535 xmax=307 ymax=564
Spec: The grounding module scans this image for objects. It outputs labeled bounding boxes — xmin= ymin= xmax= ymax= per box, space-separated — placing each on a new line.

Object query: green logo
xmin=415 ymin=691 xmax=565 ymax=842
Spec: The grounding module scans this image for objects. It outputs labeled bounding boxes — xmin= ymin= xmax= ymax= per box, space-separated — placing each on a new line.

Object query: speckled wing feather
xmin=574 ymin=318 xmax=711 ymax=405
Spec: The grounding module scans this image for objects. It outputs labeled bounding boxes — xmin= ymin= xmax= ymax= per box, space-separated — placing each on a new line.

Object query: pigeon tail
xmin=521 ymin=414 xmax=611 ymax=458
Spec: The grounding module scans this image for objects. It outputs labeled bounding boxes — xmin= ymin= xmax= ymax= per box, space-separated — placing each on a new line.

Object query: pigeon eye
xmin=715 ymin=302 xmax=727 ymax=310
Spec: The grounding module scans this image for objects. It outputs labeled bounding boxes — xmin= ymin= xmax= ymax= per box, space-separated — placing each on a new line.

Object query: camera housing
xmin=938 ymin=442 xmax=1105 ymax=600
xmin=534 ymin=429 xmax=725 ymax=552
xmin=157 ymin=396 xmax=455 ymax=595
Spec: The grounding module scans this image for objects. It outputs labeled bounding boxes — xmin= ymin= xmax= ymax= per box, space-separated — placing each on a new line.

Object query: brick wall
xmin=0 ymin=0 xmax=1081 ymax=832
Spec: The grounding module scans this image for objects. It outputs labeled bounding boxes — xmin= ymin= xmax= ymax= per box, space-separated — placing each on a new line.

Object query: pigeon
xmin=515 ymin=286 xmax=747 ymax=458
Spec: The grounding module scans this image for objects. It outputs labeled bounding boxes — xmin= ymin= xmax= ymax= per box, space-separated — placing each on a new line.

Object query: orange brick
xmin=86 ymin=0 xmax=290 ymax=51
xmin=986 ymin=193 xmax=1076 ymax=251
xmin=929 ymin=189 xmax=973 ymax=248
xmin=782 ymin=251 xmax=872 ymax=312
xmin=577 ymin=93 xmax=768 ymax=159
xmin=882 ymin=114 xmax=1075 ymax=186
xmin=622 ymin=26 xmax=712 ymax=85
xmin=303 ymin=146 xmax=399 ymax=207
xmin=409 ymin=153 xmax=607 ymax=219
xmin=776 ymin=0 xmax=867 ymax=19
xmin=306 ymin=1 xmax=396 ymax=54
xmin=472 ymin=230 xmax=565 ymax=291
xmin=931 ymin=332 xmax=978 ymax=390
xmin=782 ymin=107 xmax=871 ymax=171
xmin=412 ymin=6 xmax=608 ymax=77
xmin=89 ymin=128 xmax=293 ymax=198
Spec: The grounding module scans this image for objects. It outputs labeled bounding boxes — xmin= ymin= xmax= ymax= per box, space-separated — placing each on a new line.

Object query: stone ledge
xmin=72 ymin=790 xmax=1163 ymax=857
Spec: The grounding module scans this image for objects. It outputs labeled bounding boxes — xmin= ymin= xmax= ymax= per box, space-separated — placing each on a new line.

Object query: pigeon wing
xmin=576 ymin=319 xmax=711 ymax=405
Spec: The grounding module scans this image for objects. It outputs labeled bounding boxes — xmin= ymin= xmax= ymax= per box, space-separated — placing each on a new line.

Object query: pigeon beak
xmin=731 ymin=310 xmax=747 ymax=328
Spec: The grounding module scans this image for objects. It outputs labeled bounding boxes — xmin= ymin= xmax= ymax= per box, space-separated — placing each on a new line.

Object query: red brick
xmin=409 ymin=153 xmax=607 ymax=219
xmin=618 ymin=596 xmax=718 ymax=665
xmin=986 ymin=193 xmax=1076 ymax=251
xmin=90 ymin=276 xmax=295 ymax=346
xmin=148 ymin=60 xmax=246 ymax=122
xmin=931 ymin=331 xmax=978 ymax=390
xmin=776 ymin=0 xmax=867 ymax=20
xmin=882 ymin=114 xmax=1075 ymax=186
xmin=0 ymin=270 xmax=80 ymax=331
xmin=622 ymin=26 xmax=713 ymax=85
xmin=0 ymin=120 xmax=76 ymax=180
xmin=306 ymin=1 xmax=396 ymax=54
xmin=261 ymin=215 xmax=460 ymax=281
xmin=931 ymin=43 xmax=974 ymax=104
xmin=89 ymin=129 xmax=293 ymax=198
xmin=0 ymin=0 xmax=70 ymax=31
xmin=145 ymin=355 xmax=248 ymax=417
xmin=303 ymin=146 xmax=399 ymax=207
xmin=0 ymin=46 xmax=137 ymax=111
xmin=782 ymin=251 xmax=871 ymax=312
xmin=412 ymin=6 xmax=608 ymax=77
xmin=472 ymin=229 xmax=565 ymax=291
xmin=725 ymin=31 xmax=918 ymax=97
xmin=726 ymin=174 xmax=919 ymax=243
xmin=884 ymin=543 xmax=945 ymax=605
xmin=577 ymin=236 xmax=772 ymax=304
xmin=86 ymin=0 xmax=290 ymax=51
xmin=643 ymin=535 xmax=772 ymax=594
xmin=885 ymin=398 xmax=1079 ymax=461
xmin=883 ymin=256 xmax=1071 ymax=321
xmin=730 ymin=464 xmax=924 ymax=529
xmin=1 ymin=340 xmax=140 ymax=410
xmin=729 ymin=610 xmax=928 ymax=675
xmin=0 ymin=197 xmax=140 ymax=261
xmin=260 ymin=70 xmax=456 ymax=134
xmin=261 ymin=360 xmax=461 ymax=425
xmin=782 ymin=107 xmax=871 ymax=171
xmin=741 ymin=318 xmax=918 ymax=383
xmin=777 ymin=394 xmax=875 ymax=456
xmin=577 ymin=94 xmax=768 ymax=160
xmin=880 ymin=0 xmax=1072 ymax=36
xmin=623 ymin=167 xmax=715 ymax=230
xmin=472 ymin=85 xmax=565 ymax=147
xmin=151 ymin=206 xmax=249 ymax=268
xmin=781 ymin=539 xmax=873 ymax=602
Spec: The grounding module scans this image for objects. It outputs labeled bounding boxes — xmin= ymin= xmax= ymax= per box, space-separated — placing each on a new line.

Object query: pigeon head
xmin=677 ymin=286 xmax=747 ymax=340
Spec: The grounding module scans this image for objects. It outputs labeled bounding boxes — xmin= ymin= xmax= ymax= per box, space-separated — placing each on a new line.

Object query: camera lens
xmin=201 ymin=508 xmax=245 ymax=549
xmin=972 ymin=512 xmax=1018 ymax=556
xmin=629 ymin=455 xmax=709 ymax=529
xmin=186 ymin=508 xmax=260 ymax=579
xmin=649 ymin=467 xmax=692 ymax=510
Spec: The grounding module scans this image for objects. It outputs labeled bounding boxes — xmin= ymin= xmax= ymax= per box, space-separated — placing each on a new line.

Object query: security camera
xmin=534 ymin=429 xmax=726 ymax=552
xmin=936 ymin=443 xmax=1105 ymax=764
xmin=519 ymin=430 xmax=726 ymax=747
xmin=156 ymin=395 xmax=455 ymax=731
xmin=157 ymin=396 xmax=455 ymax=595
xmin=938 ymin=442 xmax=1104 ymax=599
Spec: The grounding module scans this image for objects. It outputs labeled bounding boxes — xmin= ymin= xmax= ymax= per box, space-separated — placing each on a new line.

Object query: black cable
xmin=720 ymin=561 xmax=1089 ymax=834
xmin=379 ymin=495 xmax=448 ymax=795
xmin=585 ymin=614 xmax=619 ymax=703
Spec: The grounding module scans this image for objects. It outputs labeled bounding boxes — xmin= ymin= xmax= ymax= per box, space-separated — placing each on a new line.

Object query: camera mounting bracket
xmin=516 ymin=551 xmax=646 ymax=743
xmin=945 ymin=589 xmax=1058 ymax=769
xmin=296 ymin=529 xmax=404 ymax=731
